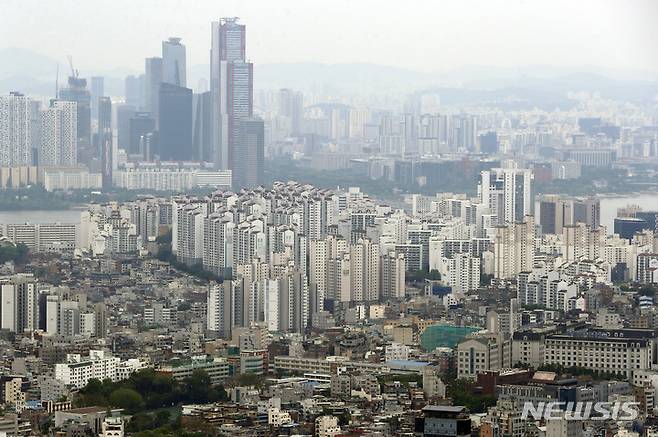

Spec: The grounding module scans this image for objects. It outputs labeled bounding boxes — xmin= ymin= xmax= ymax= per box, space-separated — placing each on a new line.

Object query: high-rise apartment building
xmin=207 ymin=281 xmax=234 ymax=339
xmin=493 ymin=216 xmax=535 ymax=279
xmin=59 ymin=76 xmax=91 ymax=162
xmin=40 ymin=100 xmax=77 ymax=167
xmin=0 ymin=92 xmax=33 ymax=167
xmin=350 ymin=239 xmax=380 ymax=302
xmin=0 ymin=275 xmax=39 ymax=333
xmin=479 ymin=168 xmax=533 ymax=225
xmin=380 ymin=252 xmax=406 ymax=300
xmin=278 ymin=88 xmax=303 ymax=135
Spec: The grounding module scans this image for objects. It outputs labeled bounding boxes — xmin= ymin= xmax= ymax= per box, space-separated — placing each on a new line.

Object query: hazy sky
xmin=3 ymin=0 xmax=657 ymax=73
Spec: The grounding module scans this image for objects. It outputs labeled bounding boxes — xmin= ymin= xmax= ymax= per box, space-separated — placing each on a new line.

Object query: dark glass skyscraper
xmin=98 ymin=97 xmax=112 ymax=188
xmin=193 ymin=91 xmax=213 ymax=162
xmin=158 ymin=83 xmax=193 ymax=161
xmin=129 ymin=112 xmax=155 ymax=157
xmin=233 ymin=117 xmax=264 ymax=190
xmin=116 ymin=104 xmax=136 ymax=151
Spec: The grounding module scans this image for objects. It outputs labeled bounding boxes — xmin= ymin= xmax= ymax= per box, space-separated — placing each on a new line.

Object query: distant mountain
xmin=1 ymin=47 xmax=657 ymax=105
xmin=0 ymin=47 xmax=60 ymax=80
xmin=255 ymin=62 xmax=440 ymax=94
xmin=0 ymin=48 xmax=134 ymax=97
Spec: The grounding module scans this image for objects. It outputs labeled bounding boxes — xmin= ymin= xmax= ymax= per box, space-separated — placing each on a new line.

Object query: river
xmin=0 ymin=193 xmax=656 ymax=231
xmin=0 ymin=209 xmax=83 ymax=224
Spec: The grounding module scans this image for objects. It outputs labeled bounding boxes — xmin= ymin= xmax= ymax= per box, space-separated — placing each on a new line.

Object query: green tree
xmin=109 ymin=388 xmax=144 ymax=413
xmin=0 ymin=243 xmax=29 ymax=264
xmin=182 ymin=370 xmax=211 ymax=403
xmin=154 ymin=410 xmax=171 ymax=427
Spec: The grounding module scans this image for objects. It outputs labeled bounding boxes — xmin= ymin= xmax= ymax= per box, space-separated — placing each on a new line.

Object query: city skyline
xmin=1 ymin=3 xmax=658 ymax=436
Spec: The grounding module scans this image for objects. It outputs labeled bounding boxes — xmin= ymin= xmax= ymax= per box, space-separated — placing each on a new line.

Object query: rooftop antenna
xmin=55 ymin=63 xmax=59 ymax=99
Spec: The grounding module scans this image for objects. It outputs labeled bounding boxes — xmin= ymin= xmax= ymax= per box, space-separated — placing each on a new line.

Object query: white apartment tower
xmin=0 ymin=275 xmax=39 ymax=333
xmin=479 ymin=168 xmax=533 ymax=225
xmin=0 ymin=92 xmax=32 ymax=166
xmin=40 ymin=100 xmax=77 ymax=167
xmin=493 ymin=216 xmax=536 ymax=279
xmin=380 ymin=252 xmax=406 ymax=300
xmin=207 ymin=282 xmax=234 ymax=339
xmin=350 ymin=239 xmax=380 ymax=302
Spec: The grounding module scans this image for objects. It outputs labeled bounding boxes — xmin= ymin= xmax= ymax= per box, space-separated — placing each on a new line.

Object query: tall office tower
xmin=90 ymin=76 xmax=104 ymax=121
xmin=193 ymin=91 xmax=213 ymax=162
xmin=538 ymin=195 xmax=601 ymax=235
xmin=116 ymin=104 xmax=136 ymax=151
xmin=128 ymin=112 xmax=155 ymax=157
xmin=207 ymin=281 xmax=233 ymax=339
xmin=350 ymin=239 xmax=380 ymax=302
xmin=479 ymin=131 xmax=498 ymax=154
xmin=572 ymin=197 xmax=601 ymax=229
xmin=232 ymin=117 xmax=264 ymax=189
xmin=59 ymin=76 xmax=91 ymax=162
xmin=0 ymin=92 xmax=32 ymax=166
xmin=162 ymin=37 xmax=187 ymax=87
xmin=144 ymin=57 xmax=163 ymax=124
xmin=158 ymin=83 xmax=193 ymax=161
xmin=211 ymin=17 xmax=253 ymax=170
xmin=380 ymin=252 xmax=406 ymax=300
xmin=479 ymin=168 xmax=533 ymax=225
xmin=538 ymin=194 xmax=570 ymax=235
xmin=40 ymin=100 xmax=77 ymax=166
xmin=98 ymin=97 xmax=112 ymax=188
xmin=124 ymin=75 xmax=144 ymax=109
xmin=492 ymin=216 xmax=535 ymax=279
xmin=278 ymin=88 xmax=303 ymax=135
xmin=97 ymin=97 xmax=112 ymax=144
xmin=0 ymin=275 xmax=39 ymax=333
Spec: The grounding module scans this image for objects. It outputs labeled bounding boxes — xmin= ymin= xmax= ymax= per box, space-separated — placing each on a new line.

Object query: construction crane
xmin=67 ymin=54 xmax=79 ymax=79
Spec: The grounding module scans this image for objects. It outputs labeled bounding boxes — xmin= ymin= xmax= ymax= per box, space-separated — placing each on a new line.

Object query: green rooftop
xmin=420 ymin=325 xmax=479 ymax=351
